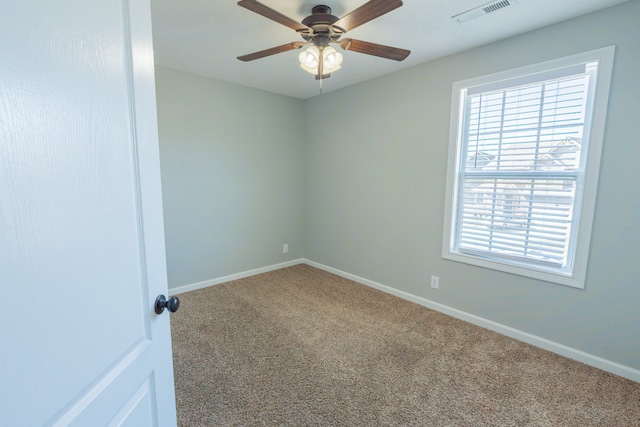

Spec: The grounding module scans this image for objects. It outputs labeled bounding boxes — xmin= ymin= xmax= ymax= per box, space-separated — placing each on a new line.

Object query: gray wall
xmin=156 ymin=68 xmax=305 ymax=288
xmin=304 ymin=0 xmax=640 ymax=370
xmin=154 ymin=1 xmax=640 ymax=371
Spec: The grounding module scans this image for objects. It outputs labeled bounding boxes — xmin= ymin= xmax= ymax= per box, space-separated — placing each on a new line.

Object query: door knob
xmin=155 ymin=295 xmax=180 ymax=315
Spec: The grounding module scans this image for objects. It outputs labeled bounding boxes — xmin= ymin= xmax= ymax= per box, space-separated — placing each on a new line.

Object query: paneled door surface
xmin=0 ymin=1 xmax=177 ymax=425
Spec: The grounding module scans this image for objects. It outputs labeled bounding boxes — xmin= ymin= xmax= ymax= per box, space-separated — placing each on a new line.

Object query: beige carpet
xmin=170 ymin=264 xmax=640 ymax=426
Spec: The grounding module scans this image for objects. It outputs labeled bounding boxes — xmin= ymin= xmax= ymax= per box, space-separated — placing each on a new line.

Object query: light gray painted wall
xmin=155 ymin=67 xmax=305 ymax=288
xmin=303 ymin=0 xmax=640 ymax=370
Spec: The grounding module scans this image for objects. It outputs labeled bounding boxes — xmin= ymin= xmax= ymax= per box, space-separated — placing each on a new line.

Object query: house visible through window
xmin=442 ymin=47 xmax=615 ymax=288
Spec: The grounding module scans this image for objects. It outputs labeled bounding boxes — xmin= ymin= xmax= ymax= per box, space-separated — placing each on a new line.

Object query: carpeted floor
xmin=170 ymin=264 xmax=640 ymax=426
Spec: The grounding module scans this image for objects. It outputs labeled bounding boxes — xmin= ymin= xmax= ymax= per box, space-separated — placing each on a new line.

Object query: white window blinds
xmin=456 ymin=70 xmax=591 ymax=270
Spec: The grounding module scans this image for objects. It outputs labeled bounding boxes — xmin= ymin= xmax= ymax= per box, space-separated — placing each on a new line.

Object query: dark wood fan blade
xmin=237 ymin=42 xmax=305 ymax=62
xmin=237 ymin=0 xmax=308 ymax=32
xmin=340 ymin=38 xmax=410 ymax=61
xmin=333 ymin=0 xmax=403 ymax=32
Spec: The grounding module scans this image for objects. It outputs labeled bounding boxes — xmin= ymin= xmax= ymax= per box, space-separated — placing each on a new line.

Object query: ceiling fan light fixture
xmin=299 ymin=45 xmax=343 ymax=76
xmin=238 ymin=0 xmax=410 ymax=84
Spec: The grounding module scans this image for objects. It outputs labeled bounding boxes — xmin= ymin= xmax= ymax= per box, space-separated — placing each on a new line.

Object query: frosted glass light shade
xmin=299 ymin=46 xmax=320 ymax=74
xmin=298 ymin=45 xmax=343 ymax=75
xmin=323 ymin=47 xmax=343 ymax=73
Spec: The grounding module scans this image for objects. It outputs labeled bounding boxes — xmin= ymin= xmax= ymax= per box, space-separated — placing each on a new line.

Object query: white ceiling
xmin=150 ymin=0 xmax=627 ymax=99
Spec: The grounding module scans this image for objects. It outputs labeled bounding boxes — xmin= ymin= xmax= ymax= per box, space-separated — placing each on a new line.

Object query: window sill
xmin=442 ymin=250 xmax=584 ymax=289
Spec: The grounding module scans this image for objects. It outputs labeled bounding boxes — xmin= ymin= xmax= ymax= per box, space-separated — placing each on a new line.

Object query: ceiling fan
xmin=237 ymin=0 xmax=411 ymax=80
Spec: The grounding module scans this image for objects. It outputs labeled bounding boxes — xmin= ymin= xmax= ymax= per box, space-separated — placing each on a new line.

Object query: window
xmin=442 ymin=47 xmax=615 ymax=288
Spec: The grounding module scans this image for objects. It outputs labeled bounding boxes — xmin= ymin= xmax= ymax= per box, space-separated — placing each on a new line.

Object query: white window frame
xmin=442 ymin=46 xmax=615 ymax=289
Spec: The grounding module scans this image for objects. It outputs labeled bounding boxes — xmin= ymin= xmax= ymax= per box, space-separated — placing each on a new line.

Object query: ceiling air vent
xmin=452 ymin=0 xmax=517 ymax=24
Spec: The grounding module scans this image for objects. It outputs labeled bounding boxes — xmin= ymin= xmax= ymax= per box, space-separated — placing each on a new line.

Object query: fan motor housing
xmin=300 ymin=4 xmax=344 ymax=46
xmin=302 ymin=5 xmax=340 ymax=27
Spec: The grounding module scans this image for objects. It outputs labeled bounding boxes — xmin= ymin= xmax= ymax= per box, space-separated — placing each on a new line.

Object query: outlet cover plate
xmin=431 ymin=275 xmax=439 ymax=289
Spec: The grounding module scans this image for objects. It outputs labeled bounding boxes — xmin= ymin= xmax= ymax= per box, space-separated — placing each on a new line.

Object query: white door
xmin=0 ymin=1 xmax=177 ymax=426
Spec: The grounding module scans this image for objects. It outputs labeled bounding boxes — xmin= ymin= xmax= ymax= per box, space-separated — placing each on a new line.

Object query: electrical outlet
xmin=430 ymin=275 xmax=439 ymax=289
xmin=283 ymin=244 xmax=289 ymax=254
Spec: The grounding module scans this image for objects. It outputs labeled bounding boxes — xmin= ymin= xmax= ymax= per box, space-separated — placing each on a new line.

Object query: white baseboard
xmin=170 ymin=258 xmax=305 ymax=295
xmin=304 ymin=259 xmax=640 ymax=384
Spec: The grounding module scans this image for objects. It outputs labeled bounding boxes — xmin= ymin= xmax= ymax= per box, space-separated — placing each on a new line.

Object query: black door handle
xmin=155 ymin=295 xmax=180 ymax=315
